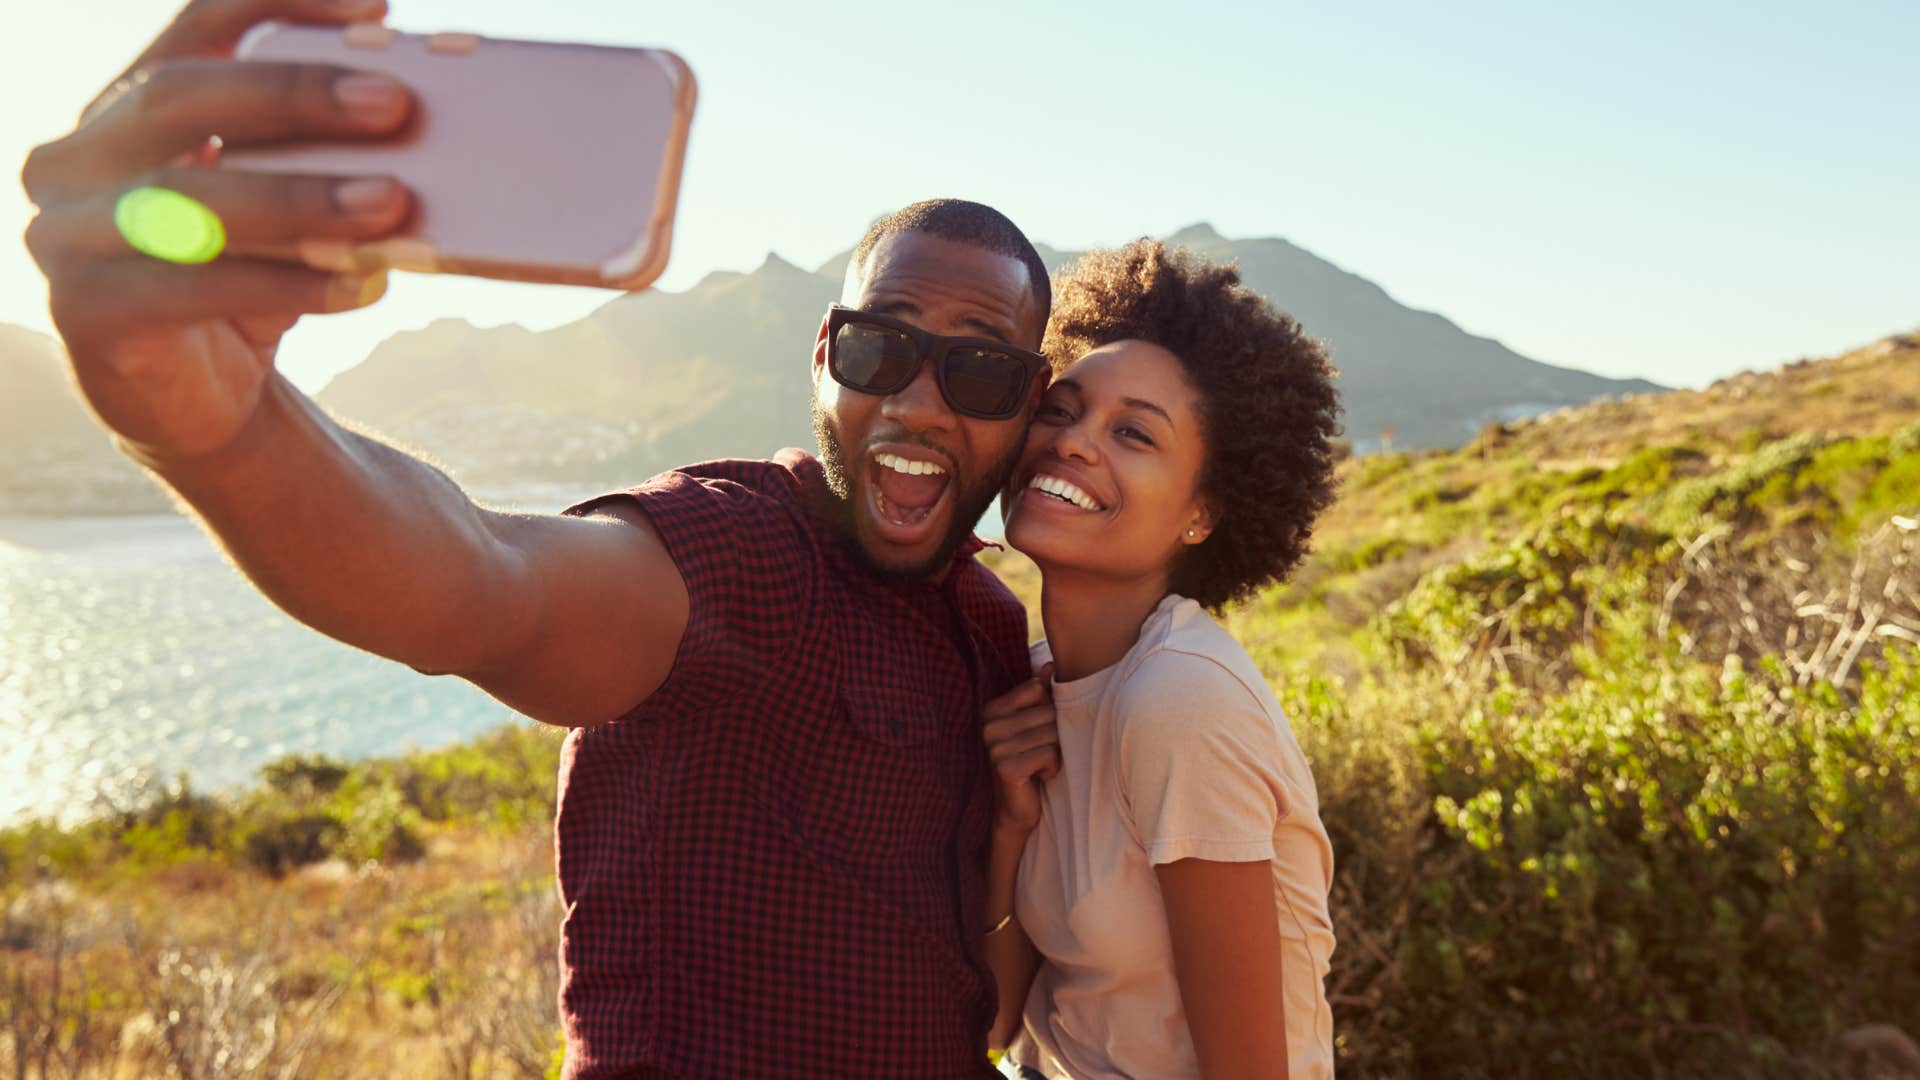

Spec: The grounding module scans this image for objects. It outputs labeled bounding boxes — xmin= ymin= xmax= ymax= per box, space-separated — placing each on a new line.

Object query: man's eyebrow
xmin=863 ymin=298 xmax=1015 ymax=345
xmin=958 ymin=317 xmax=1016 ymax=345
xmin=865 ymin=299 xmax=920 ymax=319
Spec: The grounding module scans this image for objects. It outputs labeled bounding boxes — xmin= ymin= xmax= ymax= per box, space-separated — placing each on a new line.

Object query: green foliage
xmin=1653 ymin=432 xmax=1833 ymax=533
xmin=239 ymin=810 xmax=341 ymax=876
xmin=1891 ymin=419 xmax=1920 ymax=456
xmin=0 ymin=724 xmax=564 ymax=889
xmin=9 ymin=371 xmax=1919 ymax=1075
xmin=1375 ymin=510 xmax=1668 ymax=684
xmin=261 ymin=753 xmax=349 ymax=798
xmin=1408 ymin=651 xmax=1920 ymax=1074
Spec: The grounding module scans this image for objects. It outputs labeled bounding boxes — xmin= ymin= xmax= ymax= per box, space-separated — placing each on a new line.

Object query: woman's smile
xmin=1005 ymin=339 xmax=1210 ymax=584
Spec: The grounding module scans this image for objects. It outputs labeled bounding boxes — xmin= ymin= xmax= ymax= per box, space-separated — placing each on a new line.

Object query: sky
xmin=1 ymin=0 xmax=1915 ymax=394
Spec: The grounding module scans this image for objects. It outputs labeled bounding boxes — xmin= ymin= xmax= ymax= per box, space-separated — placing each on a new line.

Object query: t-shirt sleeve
xmin=1115 ymin=650 xmax=1288 ymax=866
xmin=561 ymin=465 xmax=816 ymax=697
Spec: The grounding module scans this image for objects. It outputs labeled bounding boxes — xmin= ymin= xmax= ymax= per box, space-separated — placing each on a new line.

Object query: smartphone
xmin=222 ymin=22 xmax=696 ymax=291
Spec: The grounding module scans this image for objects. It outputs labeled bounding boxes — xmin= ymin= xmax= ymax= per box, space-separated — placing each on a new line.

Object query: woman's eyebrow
xmin=1122 ymin=397 xmax=1175 ymax=428
xmin=1055 ymin=379 xmax=1175 ymax=428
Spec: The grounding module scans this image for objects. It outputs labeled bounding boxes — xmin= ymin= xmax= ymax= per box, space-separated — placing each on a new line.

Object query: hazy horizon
xmin=3 ymin=1 xmax=1915 ymax=396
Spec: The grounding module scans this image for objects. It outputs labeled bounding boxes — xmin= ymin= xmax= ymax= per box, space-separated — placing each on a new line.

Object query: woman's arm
xmin=984 ymin=821 xmax=1040 ymax=1050
xmin=980 ymin=670 xmax=1059 ymax=1050
xmin=1157 ymin=857 xmax=1290 ymax=1080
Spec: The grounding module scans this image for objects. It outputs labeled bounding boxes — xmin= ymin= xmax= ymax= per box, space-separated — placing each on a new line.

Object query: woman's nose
xmin=1050 ymin=419 xmax=1100 ymax=464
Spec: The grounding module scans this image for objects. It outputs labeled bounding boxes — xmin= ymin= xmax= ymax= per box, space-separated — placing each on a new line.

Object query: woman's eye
xmin=1118 ymin=425 xmax=1154 ymax=446
xmin=1037 ymin=403 xmax=1074 ymax=421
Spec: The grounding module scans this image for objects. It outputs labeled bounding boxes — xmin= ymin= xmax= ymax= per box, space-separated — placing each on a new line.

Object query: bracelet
xmin=985 ymin=911 xmax=1015 ymax=937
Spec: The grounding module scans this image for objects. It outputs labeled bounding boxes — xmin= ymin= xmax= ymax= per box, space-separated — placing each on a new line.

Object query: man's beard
xmin=812 ymin=393 xmax=1025 ymax=584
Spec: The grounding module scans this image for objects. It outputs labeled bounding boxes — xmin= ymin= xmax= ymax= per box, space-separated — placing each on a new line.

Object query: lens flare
xmin=114 ymin=186 xmax=226 ymax=265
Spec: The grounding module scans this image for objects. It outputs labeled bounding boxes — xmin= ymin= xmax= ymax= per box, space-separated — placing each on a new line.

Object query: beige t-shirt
xmin=1010 ymin=595 xmax=1335 ymax=1080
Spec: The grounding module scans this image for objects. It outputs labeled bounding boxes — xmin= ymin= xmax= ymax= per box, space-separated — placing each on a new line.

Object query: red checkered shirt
xmin=556 ymin=449 xmax=1032 ymax=1078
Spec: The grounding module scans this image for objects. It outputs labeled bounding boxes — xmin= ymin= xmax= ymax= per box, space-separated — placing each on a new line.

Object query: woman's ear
xmin=1182 ymin=500 xmax=1218 ymax=546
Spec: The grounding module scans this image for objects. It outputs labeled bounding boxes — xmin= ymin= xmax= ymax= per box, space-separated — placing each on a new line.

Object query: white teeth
xmin=1028 ymin=474 xmax=1101 ymax=512
xmin=876 ymin=452 xmax=947 ymax=477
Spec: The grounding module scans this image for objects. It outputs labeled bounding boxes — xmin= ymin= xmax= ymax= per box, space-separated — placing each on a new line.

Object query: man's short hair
xmin=849 ymin=199 xmax=1052 ymax=322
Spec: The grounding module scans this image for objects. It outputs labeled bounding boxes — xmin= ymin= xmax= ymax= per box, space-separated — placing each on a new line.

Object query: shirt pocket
xmin=841 ymin=681 xmax=946 ymax=747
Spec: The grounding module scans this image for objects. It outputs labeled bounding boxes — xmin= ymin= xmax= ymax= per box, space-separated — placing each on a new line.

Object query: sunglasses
xmin=824 ymin=305 xmax=1050 ymax=421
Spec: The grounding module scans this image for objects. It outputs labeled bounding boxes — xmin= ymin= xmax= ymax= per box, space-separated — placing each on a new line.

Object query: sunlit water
xmin=0 ymin=515 xmax=523 ymax=827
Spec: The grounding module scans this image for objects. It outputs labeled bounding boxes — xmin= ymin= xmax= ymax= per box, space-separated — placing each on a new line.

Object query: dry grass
xmin=2 ymin=824 xmax=560 ymax=1079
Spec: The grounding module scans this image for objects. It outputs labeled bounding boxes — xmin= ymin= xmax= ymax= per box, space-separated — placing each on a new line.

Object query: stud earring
xmin=1186 ymin=530 xmax=1196 ymax=538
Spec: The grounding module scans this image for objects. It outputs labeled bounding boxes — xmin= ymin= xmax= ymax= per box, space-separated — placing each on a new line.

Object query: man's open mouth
xmin=869 ymin=450 xmax=954 ymax=534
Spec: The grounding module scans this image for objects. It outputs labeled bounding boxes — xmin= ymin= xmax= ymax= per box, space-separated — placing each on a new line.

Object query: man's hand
xmin=21 ymin=0 xmax=415 ymax=461
xmin=982 ymin=664 xmax=1059 ymax=835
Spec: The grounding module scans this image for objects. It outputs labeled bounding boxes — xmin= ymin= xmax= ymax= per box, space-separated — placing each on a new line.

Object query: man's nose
xmin=878 ymin=359 xmax=955 ymax=432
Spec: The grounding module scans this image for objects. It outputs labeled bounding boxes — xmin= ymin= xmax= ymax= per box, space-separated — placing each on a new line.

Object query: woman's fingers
xmin=983 ymin=703 xmax=1057 ymax=747
xmin=982 ymin=676 xmax=1052 ymax=721
xmin=988 ymin=721 xmax=1059 ymax=764
xmin=994 ymin=744 xmax=1063 ymax=788
xmin=29 ymin=60 xmax=413 ymax=202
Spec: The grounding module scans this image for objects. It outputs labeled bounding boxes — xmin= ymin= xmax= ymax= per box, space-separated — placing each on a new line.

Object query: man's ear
xmin=811 ymin=313 xmax=831 ymax=382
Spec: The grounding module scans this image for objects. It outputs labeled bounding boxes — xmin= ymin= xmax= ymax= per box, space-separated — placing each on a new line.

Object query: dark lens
xmin=833 ymin=321 xmax=919 ymax=392
xmin=943 ymin=347 xmax=1029 ymax=417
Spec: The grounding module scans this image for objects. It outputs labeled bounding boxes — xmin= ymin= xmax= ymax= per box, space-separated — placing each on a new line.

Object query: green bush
xmin=239 ymin=810 xmax=341 ymax=877
xmin=262 ymin=753 xmax=350 ymax=798
xmin=1298 ymin=498 xmax=1920 ymax=1075
xmin=1405 ymin=650 xmax=1920 ymax=1075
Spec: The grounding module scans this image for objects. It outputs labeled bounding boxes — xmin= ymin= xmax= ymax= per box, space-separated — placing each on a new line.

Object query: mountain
xmin=1150 ymin=224 xmax=1664 ymax=449
xmin=318 ymin=253 xmax=835 ymax=490
xmin=314 ymin=224 xmax=1664 ymax=492
xmin=0 ymin=224 xmax=1679 ymax=513
xmin=0 ymin=324 xmax=165 ymax=514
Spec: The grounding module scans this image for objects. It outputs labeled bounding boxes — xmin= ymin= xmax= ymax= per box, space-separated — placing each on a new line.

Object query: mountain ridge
xmin=1 ymin=222 xmax=1708 ymax=513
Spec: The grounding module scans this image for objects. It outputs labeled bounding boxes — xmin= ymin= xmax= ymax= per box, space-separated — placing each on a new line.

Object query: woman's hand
xmin=982 ymin=664 xmax=1059 ymax=835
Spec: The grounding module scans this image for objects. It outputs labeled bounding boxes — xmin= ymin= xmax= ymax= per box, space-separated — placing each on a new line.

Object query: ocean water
xmin=0 ymin=514 xmax=523 ymax=827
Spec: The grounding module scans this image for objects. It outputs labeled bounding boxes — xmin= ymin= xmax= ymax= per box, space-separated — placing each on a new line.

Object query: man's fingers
xmin=50 ymin=257 xmax=385 ymax=348
xmin=134 ymin=0 xmax=389 ymax=71
xmin=25 ymin=169 xmax=410 ymax=265
xmin=33 ymin=60 xmax=412 ymax=202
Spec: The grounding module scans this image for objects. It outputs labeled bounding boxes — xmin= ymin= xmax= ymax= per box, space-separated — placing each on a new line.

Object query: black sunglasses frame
xmin=824 ymin=304 xmax=1050 ymax=421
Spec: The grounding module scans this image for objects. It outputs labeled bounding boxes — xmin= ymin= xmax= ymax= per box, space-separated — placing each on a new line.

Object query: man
xmin=21 ymin=1 xmax=1055 ymax=1076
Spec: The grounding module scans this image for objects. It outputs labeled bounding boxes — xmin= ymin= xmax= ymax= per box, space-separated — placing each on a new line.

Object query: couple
xmin=21 ymin=2 xmax=1343 ymax=1077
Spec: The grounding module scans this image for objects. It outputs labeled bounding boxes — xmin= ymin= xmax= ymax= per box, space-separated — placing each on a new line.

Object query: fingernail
xmin=326 ymin=270 xmax=389 ymax=312
xmin=333 ymin=75 xmax=407 ymax=122
xmin=334 ymin=178 xmax=397 ymax=218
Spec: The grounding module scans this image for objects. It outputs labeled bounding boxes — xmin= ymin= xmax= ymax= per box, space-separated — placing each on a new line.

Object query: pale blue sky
xmin=2 ymin=0 xmax=1914 ymax=393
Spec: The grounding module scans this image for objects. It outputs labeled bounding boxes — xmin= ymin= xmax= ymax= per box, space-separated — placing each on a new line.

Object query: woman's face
xmin=1004 ymin=340 xmax=1213 ymax=584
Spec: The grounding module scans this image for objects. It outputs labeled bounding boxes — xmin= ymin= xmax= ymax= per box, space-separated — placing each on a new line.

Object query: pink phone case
xmin=224 ymin=22 xmax=696 ymax=291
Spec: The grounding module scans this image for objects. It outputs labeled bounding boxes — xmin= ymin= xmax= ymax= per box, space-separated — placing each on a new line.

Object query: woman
xmin=982 ymin=239 xmax=1342 ymax=1079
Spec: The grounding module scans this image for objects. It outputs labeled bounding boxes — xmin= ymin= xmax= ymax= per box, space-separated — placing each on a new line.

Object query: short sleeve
xmin=1115 ymin=650 xmax=1288 ymax=866
xmin=562 ymin=461 xmax=817 ymax=697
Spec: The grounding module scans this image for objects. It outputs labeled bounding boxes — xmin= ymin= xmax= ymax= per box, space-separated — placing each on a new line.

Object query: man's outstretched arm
xmin=22 ymin=0 xmax=686 ymax=726
xmin=151 ymin=374 xmax=687 ymax=727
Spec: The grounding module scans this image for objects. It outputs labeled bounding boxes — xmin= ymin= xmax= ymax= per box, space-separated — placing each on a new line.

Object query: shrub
xmin=238 ymin=811 xmax=341 ymax=877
